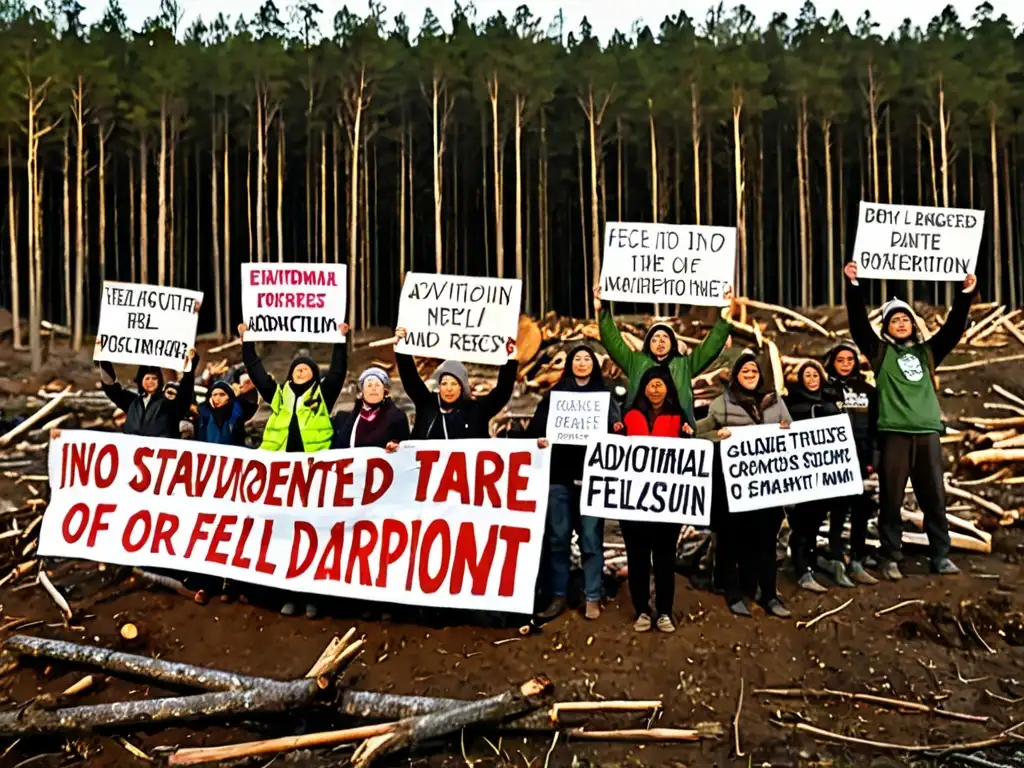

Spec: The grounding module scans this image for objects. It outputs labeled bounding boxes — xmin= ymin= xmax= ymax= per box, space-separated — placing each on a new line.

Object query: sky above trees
xmin=71 ymin=0 xmax=1024 ymax=42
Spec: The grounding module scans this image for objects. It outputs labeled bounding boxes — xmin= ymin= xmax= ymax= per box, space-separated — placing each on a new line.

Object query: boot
xmin=931 ymin=558 xmax=960 ymax=575
xmin=848 ymin=560 xmax=879 ymax=585
xmin=826 ymin=559 xmax=857 ymax=588
xmin=584 ymin=601 xmax=601 ymax=620
xmin=798 ymin=570 xmax=827 ymax=593
xmin=880 ymin=561 xmax=904 ymax=581
xmin=536 ymin=596 xmax=567 ymax=621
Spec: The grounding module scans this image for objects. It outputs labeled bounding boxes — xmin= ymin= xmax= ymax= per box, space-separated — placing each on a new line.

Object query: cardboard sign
xmin=95 ymin=281 xmax=203 ymax=371
xmin=546 ymin=392 xmax=610 ymax=445
xmin=600 ymin=222 xmax=735 ymax=306
xmin=581 ymin=433 xmax=713 ymax=525
xmin=720 ymin=414 xmax=863 ymax=513
xmin=395 ymin=273 xmax=522 ymax=365
xmin=41 ymin=433 xmax=550 ymax=614
xmin=852 ymin=202 xmax=984 ymax=281
xmin=241 ymin=264 xmax=347 ymax=342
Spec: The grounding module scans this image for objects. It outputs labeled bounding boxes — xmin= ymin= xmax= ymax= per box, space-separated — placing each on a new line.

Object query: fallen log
xmin=0 ymin=679 xmax=321 ymax=736
xmin=770 ymin=719 xmax=1010 ymax=752
xmin=550 ymin=700 xmax=661 ymax=723
xmin=937 ymin=353 xmax=1024 ymax=372
xmin=993 ymin=384 xmax=1024 ymax=410
xmin=903 ymin=530 xmax=990 ymax=554
xmin=900 ymin=509 xmax=992 ymax=547
xmin=755 ymin=688 xmax=987 ymax=723
xmin=964 ymin=306 xmax=1006 ymax=342
xmin=351 ymin=677 xmax=554 ymax=767
xmin=3 ymin=635 xmax=286 ymax=692
xmin=567 ymin=725 xmax=725 ymax=742
xmin=0 ymin=386 xmax=71 ymax=448
xmin=207 ymin=337 xmax=241 ymax=354
xmin=961 ymin=449 xmax=1024 ymax=466
xmin=734 ymin=297 xmax=833 ymax=338
xmin=131 ymin=567 xmax=207 ymax=604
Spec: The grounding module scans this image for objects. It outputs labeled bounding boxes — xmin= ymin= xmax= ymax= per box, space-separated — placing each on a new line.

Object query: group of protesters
xmin=84 ymin=260 xmax=977 ymax=631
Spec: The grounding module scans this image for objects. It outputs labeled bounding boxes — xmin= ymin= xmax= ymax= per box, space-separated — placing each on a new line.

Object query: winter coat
xmin=697 ymin=354 xmax=791 ymax=438
xmin=331 ymin=398 xmax=411 ymax=449
xmin=824 ymin=341 xmax=878 ymax=466
xmin=784 ymin=362 xmax=841 ymax=422
xmin=100 ymin=356 xmax=198 ymax=439
xmin=196 ymin=384 xmax=258 ymax=447
xmin=396 ymin=353 xmax=517 ymax=440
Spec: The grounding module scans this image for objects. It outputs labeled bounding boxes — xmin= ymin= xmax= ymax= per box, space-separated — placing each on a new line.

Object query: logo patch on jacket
xmin=897 ymin=353 xmax=924 ymax=382
xmin=843 ymin=390 xmax=870 ymax=410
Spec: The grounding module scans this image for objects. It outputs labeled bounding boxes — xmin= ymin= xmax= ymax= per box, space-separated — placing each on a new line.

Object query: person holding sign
xmin=96 ymin=351 xmax=198 ymax=439
xmin=196 ymin=381 xmax=259 ymax=447
xmin=823 ymin=342 xmax=879 ymax=586
xmin=238 ymin=321 xmax=349 ymax=454
xmin=593 ymin=286 xmax=734 ymax=428
xmin=620 ymin=367 xmax=693 ymax=634
xmin=525 ymin=345 xmax=623 ymax=622
xmin=784 ymin=361 xmax=855 ymax=592
xmin=698 ymin=351 xmax=792 ymax=619
xmin=331 ymin=367 xmax=410 ymax=450
xmin=843 ymin=261 xmax=976 ymax=580
xmin=394 ymin=328 xmax=518 ymax=440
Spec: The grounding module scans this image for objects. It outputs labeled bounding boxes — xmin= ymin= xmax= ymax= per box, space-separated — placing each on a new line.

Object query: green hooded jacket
xmin=598 ymin=309 xmax=731 ymax=428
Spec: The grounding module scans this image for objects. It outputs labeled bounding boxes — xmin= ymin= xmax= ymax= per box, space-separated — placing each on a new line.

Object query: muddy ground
xmin=2 ymin=308 xmax=1024 ymax=767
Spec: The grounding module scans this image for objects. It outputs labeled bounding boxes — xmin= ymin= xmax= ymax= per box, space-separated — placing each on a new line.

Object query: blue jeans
xmin=545 ymin=484 xmax=604 ymax=602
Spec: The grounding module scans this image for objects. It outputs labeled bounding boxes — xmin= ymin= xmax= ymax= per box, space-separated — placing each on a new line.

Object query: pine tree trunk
xmin=839 ymin=128 xmax=846 ymax=304
xmin=705 ymin=121 xmax=714 ymax=225
xmin=246 ymin=133 xmax=253 ymax=261
xmin=990 ymin=108 xmax=1001 ymax=304
xmin=140 ymin=135 xmax=149 ymax=283
xmin=649 ymin=105 xmax=660 ymax=316
xmin=408 ymin=122 xmax=415 ymax=271
xmin=26 ymin=81 xmax=42 ymax=370
xmin=332 ymin=122 xmax=339 ymax=264
xmin=7 ymin=137 xmax=22 ymax=348
xmin=432 ymin=74 xmax=444 ymax=273
xmin=539 ymin=110 xmax=549 ymax=315
xmin=346 ymin=79 xmax=363 ymax=324
xmin=158 ymin=97 xmax=168 ymax=282
xmin=73 ymin=80 xmax=86 ymax=351
xmin=223 ymin=110 xmax=232 ymax=327
xmin=129 ymin=151 xmax=136 ymax=283
xmin=755 ymin=122 xmax=764 ymax=300
xmin=169 ymin=116 xmax=177 ymax=287
xmin=362 ymin=134 xmax=371 ymax=329
xmin=796 ymin=99 xmax=808 ymax=307
xmin=691 ymin=82 xmax=701 ymax=226
xmin=488 ymin=74 xmax=503 ymax=278
xmin=277 ymin=116 xmax=285 ymax=262
xmin=320 ymin=128 xmax=327 ymax=268
xmin=731 ymin=92 xmax=746 ymax=297
xmin=777 ymin=127 xmax=784 ymax=304
xmin=98 ymin=126 xmax=109 ymax=288
xmin=211 ymin=111 xmax=223 ymax=338
xmin=576 ymin=132 xmax=587 ymax=313
xmin=937 ymin=74 xmax=951 ymax=306
xmin=63 ymin=131 xmax=71 ymax=328
xmin=824 ymin=119 xmax=835 ymax=306
xmin=1002 ymin=136 xmax=1015 ymax=307
xmin=399 ymin=115 xmax=406 ymax=283
xmin=514 ymin=94 xmax=524 ymax=284
xmin=586 ymin=91 xmax=601 ymax=316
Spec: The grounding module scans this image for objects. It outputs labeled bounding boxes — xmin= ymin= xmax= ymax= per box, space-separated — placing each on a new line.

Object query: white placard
xmin=721 ymin=414 xmax=863 ymax=513
xmin=241 ymin=264 xmax=348 ymax=342
xmin=546 ymin=392 xmax=610 ymax=445
xmin=599 ymin=222 xmax=736 ymax=306
xmin=95 ymin=281 xmax=203 ymax=371
xmin=852 ymin=202 xmax=984 ymax=281
xmin=41 ymin=432 xmax=550 ymax=614
xmin=581 ymin=433 xmax=713 ymax=525
xmin=395 ymin=273 xmax=522 ymax=365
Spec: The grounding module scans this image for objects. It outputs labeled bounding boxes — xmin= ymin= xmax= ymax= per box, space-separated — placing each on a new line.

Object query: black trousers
xmin=877 ymin=432 xmax=950 ymax=564
xmin=788 ymin=501 xmax=828 ymax=574
xmin=715 ymin=508 xmax=784 ymax=606
xmin=829 ymin=489 xmax=873 ymax=561
xmin=620 ymin=520 xmax=681 ymax=618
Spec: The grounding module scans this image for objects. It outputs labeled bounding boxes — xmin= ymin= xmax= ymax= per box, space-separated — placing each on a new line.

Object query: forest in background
xmin=0 ymin=0 xmax=1021 ymax=371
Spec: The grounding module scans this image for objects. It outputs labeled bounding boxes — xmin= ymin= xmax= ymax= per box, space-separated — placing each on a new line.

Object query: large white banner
xmin=546 ymin=392 xmax=610 ymax=446
xmin=241 ymin=264 xmax=348 ymax=342
xmin=95 ymin=281 xmax=203 ymax=371
xmin=41 ymin=432 xmax=550 ymax=614
xmin=395 ymin=273 xmax=522 ymax=365
xmin=852 ymin=202 xmax=984 ymax=281
xmin=720 ymin=414 xmax=863 ymax=513
xmin=600 ymin=222 xmax=735 ymax=306
xmin=581 ymin=434 xmax=713 ymax=525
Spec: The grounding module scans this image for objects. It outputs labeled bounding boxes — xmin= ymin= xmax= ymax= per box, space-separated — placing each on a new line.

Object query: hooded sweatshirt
xmin=824 ymin=341 xmax=878 ymax=458
xmin=784 ymin=361 xmax=841 ymax=422
xmin=396 ymin=353 xmax=517 ymax=440
xmin=197 ymin=381 xmax=259 ymax=446
xmin=846 ymin=278 xmax=973 ymax=434
xmin=100 ymin=357 xmax=198 ymax=438
xmin=697 ymin=351 xmax=791 ymax=439
xmin=623 ymin=367 xmax=686 ymax=438
xmin=598 ymin=310 xmax=730 ymax=429
xmin=525 ymin=345 xmax=623 ymax=486
xmin=242 ymin=341 xmax=348 ymax=452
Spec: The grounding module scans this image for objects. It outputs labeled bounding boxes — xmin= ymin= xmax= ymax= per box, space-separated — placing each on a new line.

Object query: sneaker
xmin=728 ymin=599 xmax=751 ymax=617
xmin=880 ymin=562 xmax=904 ymax=581
xmin=798 ymin=571 xmax=828 ymax=593
xmin=656 ymin=614 xmax=676 ymax=633
xmin=849 ymin=560 xmax=879 ymax=585
xmin=931 ymin=558 xmax=960 ymax=575
xmin=633 ymin=613 xmax=652 ymax=632
xmin=826 ymin=560 xmax=857 ymax=589
xmin=280 ymin=602 xmax=297 ymax=616
xmin=537 ymin=596 xmax=567 ymax=621
xmin=765 ymin=598 xmax=792 ymax=618
xmin=304 ymin=603 xmax=319 ymax=619
xmin=585 ymin=601 xmax=601 ymax=620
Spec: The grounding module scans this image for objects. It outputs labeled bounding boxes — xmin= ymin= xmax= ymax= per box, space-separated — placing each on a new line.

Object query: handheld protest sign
xmin=240 ymin=263 xmax=348 ymax=342
xmin=395 ymin=273 xmax=522 ymax=365
xmin=546 ymin=392 xmax=610 ymax=445
xmin=600 ymin=222 xmax=735 ymax=306
xmin=94 ymin=281 xmax=203 ymax=372
xmin=720 ymin=414 xmax=863 ymax=513
xmin=41 ymin=434 xmax=550 ymax=615
xmin=580 ymin=433 xmax=713 ymax=526
xmin=852 ymin=202 xmax=984 ymax=281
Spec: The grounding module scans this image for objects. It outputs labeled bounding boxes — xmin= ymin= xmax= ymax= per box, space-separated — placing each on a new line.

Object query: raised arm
xmin=927 ymin=275 xmax=977 ymax=365
xmin=843 ymin=263 xmax=880 ymax=361
xmin=98 ymin=361 xmax=137 ymax=413
xmin=597 ymin=307 xmax=642 ymax=377
xmin=240 ymin=329 xmax=278 ymax=404
xmin=395 ymin=350 xmax=433 ymax=410
xmin=479 ymin=358 xmax=518 ymax=421
xmin=319 ymin=333 xmax=350 ymax=410
xmin=169 ymin=350 xmax=199 ymax=420
xmin=690 ymin=314 xmax=731 ymax=375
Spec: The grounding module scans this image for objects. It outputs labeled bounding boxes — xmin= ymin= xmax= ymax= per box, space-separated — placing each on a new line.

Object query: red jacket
xmin=624 ymin=409 xmax=684 ymax=438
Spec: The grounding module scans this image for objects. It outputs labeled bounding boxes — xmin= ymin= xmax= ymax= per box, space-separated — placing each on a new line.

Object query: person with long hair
xmin=698 ymin=350 xmax=792 ymax=618
xmin=620 ymin=367 xmax=693 ymax=633
xmin=394 ymin=328 xmax=518 ymax=440
xmin=331 ymin=366 xmax=410 ymax=450
xmin=526 ymin=345 xmax=622 ymax=621
xmin=844 ymin=261 xmax=976 ymax=580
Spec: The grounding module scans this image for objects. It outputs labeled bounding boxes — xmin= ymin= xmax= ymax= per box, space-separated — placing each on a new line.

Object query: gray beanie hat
xmin=881 ymin=297 xmax=915 ymax=326
xmin=359 ymin=366 xmax=391 ymax=391
xmin=433 ymin=360 xmax=470 ymax=395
